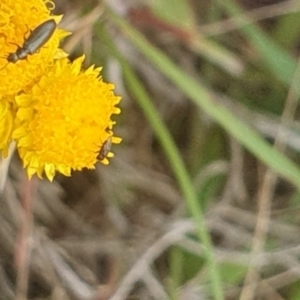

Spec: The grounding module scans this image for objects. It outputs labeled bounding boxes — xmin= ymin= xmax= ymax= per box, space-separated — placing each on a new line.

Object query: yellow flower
xmin=13 ymin=56 xmax=121 ymax=181
xmin=0 ymin=0 xmax=68 ymax=96
xmin=0 ymin=97 xmax=15 ymax=157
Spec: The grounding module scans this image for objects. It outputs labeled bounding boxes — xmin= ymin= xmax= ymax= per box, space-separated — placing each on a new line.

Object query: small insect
xmin=0 ymin=19 xmax=57 ymax=69
xmin=97 ymin=138 xmax=112 ymax=161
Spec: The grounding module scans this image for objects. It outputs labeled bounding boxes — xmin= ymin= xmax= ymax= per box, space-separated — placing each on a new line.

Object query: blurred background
xmin=2 ymin=0 xmax=300 ymax=299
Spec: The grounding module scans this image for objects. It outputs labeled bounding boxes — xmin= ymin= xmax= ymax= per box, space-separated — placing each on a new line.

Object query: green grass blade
xmin=109 ymin=11 xmax=300 ymax=189
xmin=123 ymin=54 xmax=224 ymax=300
xmin=97 ymin=23 xmax=224 ymax=300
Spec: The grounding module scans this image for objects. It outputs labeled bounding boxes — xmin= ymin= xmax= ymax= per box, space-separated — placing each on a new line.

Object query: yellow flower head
xmin=13 ymin=56 xmax=122 ymax=181
xmin=0 ymin=0 xmax=67 ymax=96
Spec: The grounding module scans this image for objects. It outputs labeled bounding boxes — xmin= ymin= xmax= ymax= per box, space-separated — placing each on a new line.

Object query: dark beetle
xmin=6 ymin=19 xmax=57 ymax=63
xmin=97 ymin=138 xmax=112 ymax=160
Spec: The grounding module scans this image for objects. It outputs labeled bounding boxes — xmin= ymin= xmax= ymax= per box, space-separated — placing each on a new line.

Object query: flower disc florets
xmin=13 ymin=56 xmax=121 ymax=181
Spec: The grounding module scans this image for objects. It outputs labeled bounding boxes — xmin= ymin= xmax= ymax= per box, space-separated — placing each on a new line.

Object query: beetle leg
xmin=8 ymin=41 xmax=21 ymax=48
